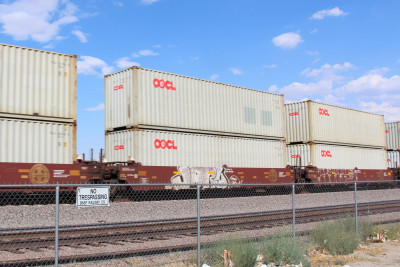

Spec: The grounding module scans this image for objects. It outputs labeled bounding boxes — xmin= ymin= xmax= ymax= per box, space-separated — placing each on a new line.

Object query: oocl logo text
xmin=114 ymin=84 xmax=123 ymax=91
xmin=289 ymin=112 xmax=299 ymax=116
xmin=153 ymin=79 xmax=176 ymax=90
xmin=291 ymin=154 xmax=301 ymax=158
xmin=318 ymin=108 xmax=330 ymax=116
xmin=321 ymin=150 xmax=332 ymax=157
xmin=114 ymin=145 xmax=124 ymax=150
xmin=154 ymin=139 xmax=177 ymax=150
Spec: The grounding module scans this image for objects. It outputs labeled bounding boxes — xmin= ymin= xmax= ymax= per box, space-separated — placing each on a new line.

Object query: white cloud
xmin=263 ymin=64 xmax=278 ymax=69
xmin=78 ymin=56 xmax=114 ymax=77
xmin=310 ymin=29 xmax=318 ymax=34
xmin=141 ymin=0 xmax=159 ymax=4
xmin=210 ymin=74 xmax=219 ymax=80
xmin=301 ymin=62 xmax=354 ymax=83
xmin=367 ymin=67 xmax=389 ymax=76
xmin=85 ymin=103 xmax=104 ymax=112
xmin=268 ymin=85 xmax=278 ymax=93
xmin=359 ymin=101 xmax=400 ymax=122
xmin=337 ymin=74 xmax=400 ymax=95
xmin=115 ymin=57 xmax=140 ymax=69
xmin=0 ymin=0 xmax=78 ymax=42
xmin=279 ymin=80 xmax=333 ymax=99
xmin=230 ymin=67 xmax=243 ymax=75
xmin=272 ymin=32 xmax=303 ymax=49
xmin=72 ymin=30 xmax=87 ymax=43
xmin=307 ymin=51 xmax=319 ymax=56
xmin=132 ymin=49 xmax=159 ymax=57
xmin=43 ymin=44 xmax=53 ymax=49
xmin=311 ymin=7 xmax=348 ymax=20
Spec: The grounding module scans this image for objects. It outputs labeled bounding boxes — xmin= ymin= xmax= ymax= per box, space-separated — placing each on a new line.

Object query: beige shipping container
xmin=0 ymin=117 xmax=76 ymax=164
xmin=0 ymin=43 xmax=77 ymax=121
xmin=285 ymin=101 xmax=386 ymax=148
xmin=287 ymin=144 xmax=387 ymax=170
xmin=387 ymin=151 xmax=400 ymax=168
xmin=385 ymin=121 xmax=400 ymax=151
xmin=105 ymin=67 xmax=285 ymax=139
xmin=105 ymin=129 xmax=286 ymax=168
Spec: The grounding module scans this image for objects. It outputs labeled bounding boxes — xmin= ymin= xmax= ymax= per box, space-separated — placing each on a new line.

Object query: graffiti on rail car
xmin=169 ymin=166 xmax=241 ymax=189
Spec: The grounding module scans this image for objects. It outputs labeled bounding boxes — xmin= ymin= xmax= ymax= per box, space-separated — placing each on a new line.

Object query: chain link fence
xmin=0 ymin=180 xmax=399 ymax=266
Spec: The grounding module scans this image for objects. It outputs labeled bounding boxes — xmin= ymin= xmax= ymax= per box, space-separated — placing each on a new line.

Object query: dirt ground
xmin=310 ymin=240 xmax=400 ymax=266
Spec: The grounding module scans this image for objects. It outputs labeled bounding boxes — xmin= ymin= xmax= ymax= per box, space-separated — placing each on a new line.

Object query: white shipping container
xmin=387 ymin=151 xmax=400 ymax=168
xmin=285 ymin=101 xmax=386 ymax=147
xmin=385 ymin=122 xmax=400 ymax=151
xmin=106 ymin=129 xmax=286 ymax=168
xmin=0 ymin=118 xmax=76 ymax=164
xmin=287 ymin=144 xmax=387 ymax=170
xmin=0 ymin=43 xmax=77 ymax=120
xmin=105 ymin=67 xmax=285 ymax=139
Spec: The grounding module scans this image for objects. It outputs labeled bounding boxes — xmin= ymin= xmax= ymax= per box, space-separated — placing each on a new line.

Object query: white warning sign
xmin=76 ymin=186 xmax=110 ymax=207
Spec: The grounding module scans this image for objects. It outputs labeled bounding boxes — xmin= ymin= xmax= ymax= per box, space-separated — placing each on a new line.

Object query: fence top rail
xmin=0 ymin=180 xmax=398 ymax=188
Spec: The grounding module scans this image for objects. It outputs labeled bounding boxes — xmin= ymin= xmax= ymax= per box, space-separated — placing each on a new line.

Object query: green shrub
xmin=260 ymin=232 xmax=310 ymax=267
xmin=313 ymin=217 xmax=362 ymax=255
xmin=202 ymin=237 xmax=257 ymax=267
xmin=385 ymin=224 xmax=400 ymax=240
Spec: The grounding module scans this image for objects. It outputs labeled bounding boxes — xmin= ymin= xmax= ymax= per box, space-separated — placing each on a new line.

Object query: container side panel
xmin=308 ymin=144 xmax=387 ymax=169
xmin=285 ymin=102 xmax=309 ymax=143
xmin=285 ymin=101 xmax=386 ymax=147
xmin=0 ymin=43 xmax=77 ymax=119
xmin=105 ymin=68 xmax=133 ymax=130
xmin=106 ymin=67 xmax=285 ymax=138
xmin=0 ymin=118 xmax=75 ymax=164
xmin=387 ymin=151 xmax=400 ymax=168
xmin=286 ymin=144 xmax=312 ymax=166
xmin=385 ymin=122 xmax=400 ymax=151
xmin=105 ymin=129 xmax=286 ymax=168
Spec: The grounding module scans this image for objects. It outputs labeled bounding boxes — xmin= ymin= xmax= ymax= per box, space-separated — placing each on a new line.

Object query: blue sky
xmin=1 ymin=0 xmax=400 ymax=157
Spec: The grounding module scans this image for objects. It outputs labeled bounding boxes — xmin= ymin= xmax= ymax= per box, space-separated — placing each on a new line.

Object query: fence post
xmin=197 ymin=184 xmax=201 ymax=267
xmin=55 ymin=184 xmax=60 ymax=266
xmin=292 ymin=183 xmax=296 ymax=243
xmin=354 ymin=182 xmax=358 ymax=234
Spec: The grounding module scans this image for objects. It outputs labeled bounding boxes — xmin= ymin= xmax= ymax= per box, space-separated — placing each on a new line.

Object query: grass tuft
xmin=260 ymin=232 xmax=310 ymax=267
xmin=202 ymin=237 xmax=257 ymax=267
xmin=313 ymin=217 xmax=373 ymax=255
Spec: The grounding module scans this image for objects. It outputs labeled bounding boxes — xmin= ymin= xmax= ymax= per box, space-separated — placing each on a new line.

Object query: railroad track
xmin=0 ymin=200 xmax=399 ymax=266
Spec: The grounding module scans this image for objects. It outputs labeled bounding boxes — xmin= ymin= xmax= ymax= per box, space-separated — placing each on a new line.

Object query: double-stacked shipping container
xmin=285 ymin=101 xmax=388 ymax=182
xmin=386 ymin=121 xmax=400 ymax=168
xmin=104 ymin=67 xmax=291 ymax=184
xmin=0 ymin=43 xmax=77 ymax=164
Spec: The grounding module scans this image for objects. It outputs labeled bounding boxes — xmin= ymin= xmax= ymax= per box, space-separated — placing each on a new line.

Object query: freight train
xmin=0 ymin=43 xmax=399 ymax=193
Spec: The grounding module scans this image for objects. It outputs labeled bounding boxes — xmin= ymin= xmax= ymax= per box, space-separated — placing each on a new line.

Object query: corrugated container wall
xmin=0 ymin=43 xmax=77 ymax=121
xmin=105 ymin=67 xmax=285 ymax=139
xmin=285 ymin=101 xmax=386 ymax=148
xmin=287 ymin=144 xmax=387 ymax=170
xmin=387 ymin=151 xmax=400 ymax=168
xmin=385 ymin=122 xmax=400 ymax=151
xmin=0 ymin=118 xmax=76 ymax=164
xmin=105 ymin=129 xmax=286 ymax=168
